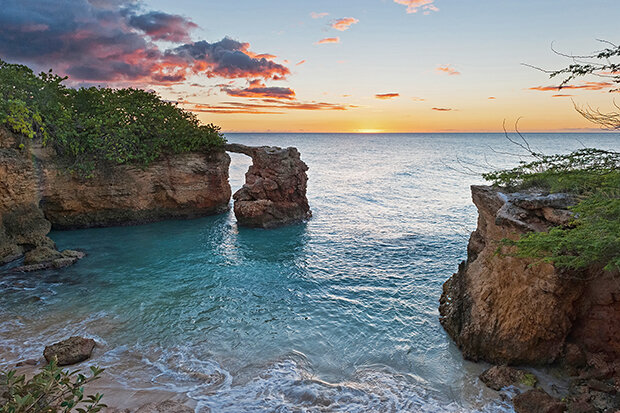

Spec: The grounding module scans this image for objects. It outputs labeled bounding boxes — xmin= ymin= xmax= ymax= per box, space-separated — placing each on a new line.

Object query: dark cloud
xmin=127 ymin=11 xmax=197 ymax=42
xmin=0 ymin=0 xmax=289 ymax=84
xmin=222 ymin=86 xmax=296 ymax=100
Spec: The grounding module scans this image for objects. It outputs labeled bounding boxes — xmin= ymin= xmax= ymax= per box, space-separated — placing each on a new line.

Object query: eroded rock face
xmin=226 ymin=143 xmax=311 ymax=229
xmin=44 ymin=336 xmax=96 ymax=365
xmin=39 ymin=150 xmax=231 ymax=229
xmin=479 ymin=366 xmax=538 ymax=391
xmin=439 ymin=185 xmax=620 ymax=366
xmin=0 ymin=126 xmax=231 ymax=268
xmin=0 ymin=129 xmax=61 ymax=266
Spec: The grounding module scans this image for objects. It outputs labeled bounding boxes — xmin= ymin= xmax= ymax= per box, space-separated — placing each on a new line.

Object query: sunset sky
xmin=1 ymin=0 xmax=619 ymax=132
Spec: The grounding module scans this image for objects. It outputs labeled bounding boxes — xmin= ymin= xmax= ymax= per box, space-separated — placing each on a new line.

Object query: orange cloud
xmin=411 ymin=97 xmax=425 ymax=101
xmin=488 ymin=96 xmax=496 ymax=100
xmin=436 ymin=65 xmax=460 ymax=76
xmin=529 ymin=82 xmax=614 ymax=91
xmin=183 ymin=99 xmax=355 ymax=114
xmin=394 ymin=0 xmax=438 ymax=14
xmin=331 ymin=17 xmax=359 ymax=31
xmin=375 ymin=93 xmax=400 ymax=99
xmin=316 ymin=37 xmax=340 ymax=45
xmin=296 ymin=60 xmax=306 ymax=66
xmin=311 ymin=12 xmax=329 ymax=19
xmin=432 ymin=107 xmax=452 ymax=111
xmin=552 ymin=94 xmax=574 ymax=98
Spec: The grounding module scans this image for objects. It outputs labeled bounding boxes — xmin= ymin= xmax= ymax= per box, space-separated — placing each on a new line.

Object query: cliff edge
xmin=440 ymin=185 xmax=620 ymax=367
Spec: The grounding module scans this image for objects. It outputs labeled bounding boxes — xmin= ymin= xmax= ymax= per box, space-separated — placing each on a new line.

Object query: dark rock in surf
xmin=43 ymin=336 xmax=96 ymax=366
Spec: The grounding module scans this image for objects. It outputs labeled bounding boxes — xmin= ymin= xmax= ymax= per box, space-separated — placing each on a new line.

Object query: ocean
xmin=1 ymin=133 xmax=619 ymax=412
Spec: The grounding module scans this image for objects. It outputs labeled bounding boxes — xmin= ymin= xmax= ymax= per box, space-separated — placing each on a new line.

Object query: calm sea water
xmin=1 ymin=133 xmax=619 ymax=412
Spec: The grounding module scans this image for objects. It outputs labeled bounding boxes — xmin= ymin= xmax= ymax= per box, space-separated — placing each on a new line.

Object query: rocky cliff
xmin=439 ymin=185 xmax=620 ymax=367
xmin=38 ymin=149 xmax=231 ymax=229
xmin=225 ymin=143 xmax=311 ymax=229
xmin=0 ymin=127 xmax=231 ymax=268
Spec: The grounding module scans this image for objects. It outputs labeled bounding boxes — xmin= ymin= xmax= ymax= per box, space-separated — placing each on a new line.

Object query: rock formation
xmin=44 ymin=336 xmax=96 ymax=366
xmin=38 ymin=149 xmax=231 ymax=229
xmin=225 ymin=143 xmax=311 ymax=228
xmin=0 ymin=128 xmax=82 ymax=269
xmin=0 ymin=126 xmax=231 ymax=268
xmin=440 ymin=185 xmax=620 ymax=366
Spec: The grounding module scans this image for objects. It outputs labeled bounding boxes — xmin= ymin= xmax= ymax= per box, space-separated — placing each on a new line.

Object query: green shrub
xmin=0 ymin=59 xmax=225 ymax=176
xmin=485 ymin=148 xmax=620 ymax=273
xmin=0 ymin=360 xmax=106 ymax=412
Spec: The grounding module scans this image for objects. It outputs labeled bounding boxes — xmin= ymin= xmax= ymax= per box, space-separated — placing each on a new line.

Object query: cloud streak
xmin=529 ymin=82 xmax=613 ymax=91
xmin=331 ymin=17 xmax=359 ymax=31
xmin=375 ymin=93 xmax=400 ymax=99
xmin=436 ymin=65 xmax=460 ymax=76
xmin=222 ymin=86 xmax=296 ymax=100
xmin=181 ymin=99 xmax=356 ymax=114
xmin=316 ymin=37 xmax=340 ymax=45
xmin=311 ymin=12 xmax=329 ymax=19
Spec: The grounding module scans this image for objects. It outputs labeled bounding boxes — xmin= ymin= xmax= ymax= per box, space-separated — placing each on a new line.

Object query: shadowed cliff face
xmin=440 ymin=185 xmax=620 ymax=366
xmin=225 ymin=143 xmax=311 ymax=229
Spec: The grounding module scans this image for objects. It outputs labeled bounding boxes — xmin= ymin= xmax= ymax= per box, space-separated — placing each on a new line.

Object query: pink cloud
xmin=331 ymin=17 xmax=359 ymax=31
xmin=296 ymin=60 xmax=306 ymax=66
xmin=316 ymin=37 xmax=340 ymax=45
xmin=311 ymin=12 xmax=329 ymax=19
xmin=529 ymin=82 xmax=614 ymax=91
xmin=394 ymin=0 xmax=438 ymax=14
xmin=436 ymin=65 xmax=460 ymax=76
xmin=432 ymin=107 xmax=453 ymax=111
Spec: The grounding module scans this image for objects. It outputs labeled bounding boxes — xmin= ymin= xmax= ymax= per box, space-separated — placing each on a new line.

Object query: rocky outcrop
xmin=479 ymin=366 xmax=538 ymax=391
xmin=0 ymin=128 xmax=81 ymax=268
xmin=44 ymin=336 xmax=96 ymax=366
xmin=439 ymin=185 xmax=620 ymax=366
xmin=513 ymin=389 xmax=566 ymax=413
xmin=38 ymin=149 xmax=231 ymax=229
xmin=226 ymin=143 xmax=311 ymax=228
xmin=0 ymin=126 xmax=231 ymax=267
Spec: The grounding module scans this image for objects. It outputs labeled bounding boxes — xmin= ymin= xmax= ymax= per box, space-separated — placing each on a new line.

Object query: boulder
xmin=43 ymin=336 xmax=96 ymax=366
xmin=479 ymin=365 xmax=538 ymax=391
xmin=513 ymin=389 xmax=566 ymax=413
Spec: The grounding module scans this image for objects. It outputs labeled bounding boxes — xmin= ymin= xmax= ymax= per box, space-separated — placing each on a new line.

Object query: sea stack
xmin=225 ymin=143 xmax=311 ymax=229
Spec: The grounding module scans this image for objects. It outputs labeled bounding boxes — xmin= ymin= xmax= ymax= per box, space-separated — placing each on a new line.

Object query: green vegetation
xmin=0 ymin=360 xmax=106 ymax=412
xmin=0 ymin=60 xmax=225 ymax=176
xmin=520 ymin=373 xmax=538 ymax=388
xmin=484 ymin=148 xmax=620 ymax=273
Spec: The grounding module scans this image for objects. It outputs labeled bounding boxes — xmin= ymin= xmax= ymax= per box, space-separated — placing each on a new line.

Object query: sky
xmin=1 ymin=0 xmax=619 ymax=133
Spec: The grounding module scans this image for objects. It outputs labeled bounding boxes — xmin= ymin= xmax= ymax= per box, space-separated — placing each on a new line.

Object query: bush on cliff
xmin=484 ymin=148 xmax=620 ymax=273
xmin=0 ymin=360 xmax=106 ymax=412
xmin=0 ymin=60 xmax=225 ymax=176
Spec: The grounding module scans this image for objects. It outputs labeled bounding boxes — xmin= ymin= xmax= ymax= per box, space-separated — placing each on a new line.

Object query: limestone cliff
xmin=440 ymin=185 xmax=620 ymax=366
xmin=226 ymin=143 xmax=311 ymax=229
xmin=0 ymin=127 xmax=231 ymax=268
xmin=39 ymin=150 xmax=231 ymax=229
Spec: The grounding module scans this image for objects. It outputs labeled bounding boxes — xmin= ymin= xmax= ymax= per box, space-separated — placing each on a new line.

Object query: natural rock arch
xmin=225 ymin=143 xmax=311 ymax=229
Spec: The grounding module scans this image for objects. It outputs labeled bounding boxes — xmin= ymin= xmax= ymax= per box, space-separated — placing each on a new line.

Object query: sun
xmin=356 ymin=128 xmax=384 ymax=134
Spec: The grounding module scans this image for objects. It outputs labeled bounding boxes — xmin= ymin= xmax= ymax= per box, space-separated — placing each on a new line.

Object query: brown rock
xmin=439 ymin=186 xmax=584 ymax=365
xmin=226 ymin=144 xmax=311 ymax=228
xmin=43 ymin=336 xmax=96 ymax=366
xmin=479 ymin=365 xmax=538 ymax=390
xmin=513 ymin=389 xmax=566 ymax=413
xmin=134 ymin=400 xmax=194 ymax=413
xmin=39 ymin=150 xmax=231 ymax=229
xmin=564 ymin=344 xmax=587 ymax=370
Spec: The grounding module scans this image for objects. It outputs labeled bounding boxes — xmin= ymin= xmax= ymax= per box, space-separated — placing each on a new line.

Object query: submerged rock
xmin=226 ymin=143 xmax=311 ymax=228
xmin=43 ymin=336 xmax=96 ymax=366
xmin=479 ymin=365 xmax=538 ymax=391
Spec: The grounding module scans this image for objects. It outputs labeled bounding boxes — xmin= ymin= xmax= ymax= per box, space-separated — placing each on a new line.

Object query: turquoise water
xmin=1 ymin=133 xmax=619 ymax=412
